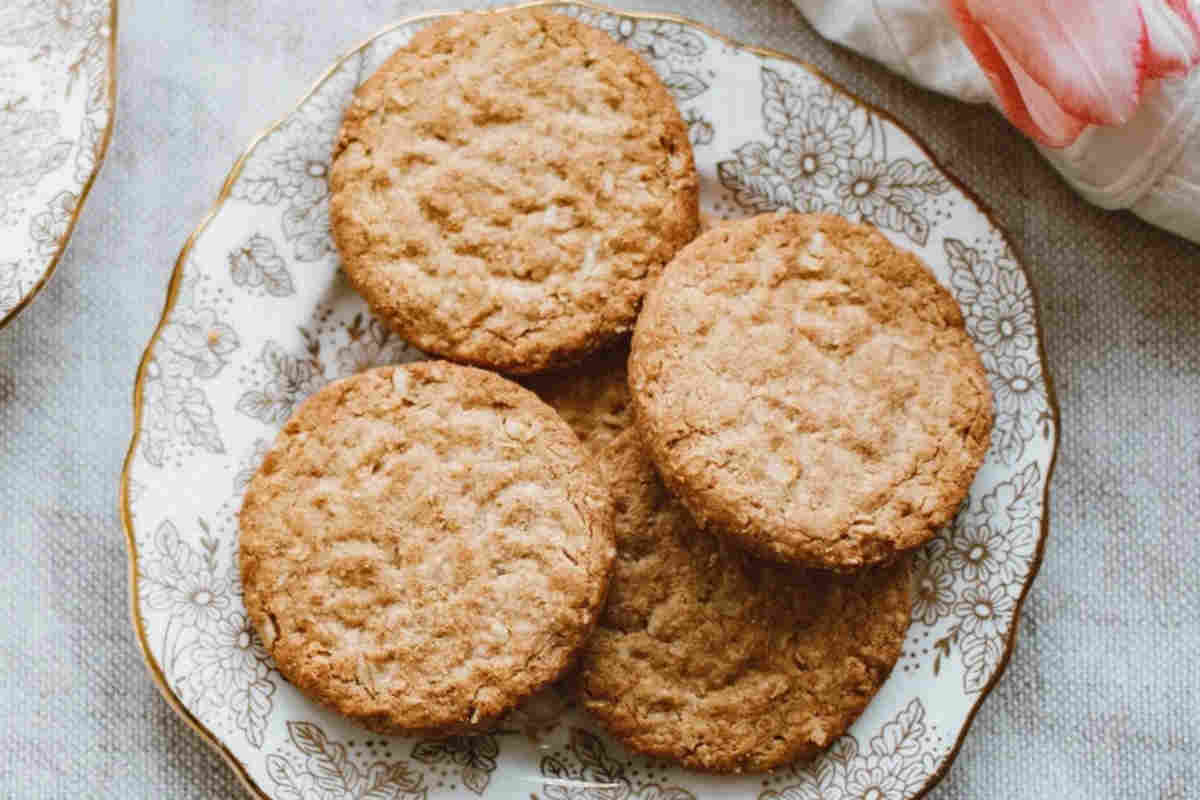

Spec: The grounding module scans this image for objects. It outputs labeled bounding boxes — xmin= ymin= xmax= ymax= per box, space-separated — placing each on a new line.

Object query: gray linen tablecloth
xmin=1 ymin=1 xmax=1197 ymax=797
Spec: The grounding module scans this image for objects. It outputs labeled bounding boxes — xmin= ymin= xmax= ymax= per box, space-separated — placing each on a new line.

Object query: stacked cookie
xmin=238 ymin=7 xmax=993 ymax=775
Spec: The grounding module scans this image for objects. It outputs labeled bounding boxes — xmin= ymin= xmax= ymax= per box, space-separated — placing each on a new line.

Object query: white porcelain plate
xmin=0 ymin=0 xmax=116 ymax=328
xmin=121 ymin=4 xmax=1059 ymax=798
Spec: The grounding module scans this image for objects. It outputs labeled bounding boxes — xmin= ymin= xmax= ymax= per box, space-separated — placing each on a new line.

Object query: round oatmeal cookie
xmin=630 ymin=213 xmax=993 ymax=570
xmin=239 ymin=362 xmax=616 ymax=736
xmin=523 ymin=343 xmax=631 ymax=455
xmin=330 ymin=9 xmax=699 ymax=375
xmin=577 ymin=430 xmax=913 ymax=773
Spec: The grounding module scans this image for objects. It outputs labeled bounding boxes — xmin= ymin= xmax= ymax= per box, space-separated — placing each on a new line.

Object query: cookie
xmin=239 ymin=362 xmax=616 ymax=736
xmin=523 ymin=343 xmax=631 ymax=455
xmin=577 ymin=430 xmax=913 ymax=773
xmin=330 ymin=9 xmax=699 ymax=374
xmin=630 ymin=213 xmax=993 ymax=570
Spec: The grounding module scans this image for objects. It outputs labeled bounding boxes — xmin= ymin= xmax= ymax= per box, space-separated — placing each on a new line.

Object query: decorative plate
xmin=121 ymin=3 xmax=1059 ymax=798
xmin=0 ymin=0 xmax=116 ymax=328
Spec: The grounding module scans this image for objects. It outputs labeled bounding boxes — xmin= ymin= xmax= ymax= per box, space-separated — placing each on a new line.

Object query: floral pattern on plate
xmin=0 ymin=0 xmax=115 ymax=326
xmin=716 ymin=67 xmax=951 ymax=246
xmin=122 ymin=3 xmax=1058 ymax=799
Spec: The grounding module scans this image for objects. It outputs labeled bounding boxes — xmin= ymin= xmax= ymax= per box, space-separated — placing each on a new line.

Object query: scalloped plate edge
xmin=0 ymin=0 xmax=119 ymax=329
xmin=118 ymin=3 xmax=1060 ymax=797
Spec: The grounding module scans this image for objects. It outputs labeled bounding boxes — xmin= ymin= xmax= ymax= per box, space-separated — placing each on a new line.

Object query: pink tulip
xmin=948 ymin=0 xmax=1200 ymax=146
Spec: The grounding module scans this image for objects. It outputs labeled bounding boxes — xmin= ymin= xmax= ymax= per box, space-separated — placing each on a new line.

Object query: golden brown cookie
xmin=577 ymin=430 xmax=913 ymax=773
xmin=522 ymin=343 xmax=631 ymax=455
xmin=239 ymin=362 xmax=616 ymax=736
xmin=330 ymin=9 xmax=699 ymax=375
xmin=630 ymin=213 xmax=993 ymax=571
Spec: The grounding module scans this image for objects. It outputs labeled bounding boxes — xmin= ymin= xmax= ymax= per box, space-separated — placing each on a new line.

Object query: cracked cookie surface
xmin=630 ymin=213 xmax=993 ymax=570
xmin=523 ymin=342 xmax=631 ymax=456
xmin=577 ymin=430 xmax=913 ymax=773
xmin=330 ymin=9 xmax=699 ymax=374
xmin=238 ymin=362 xmax=616 ymax=735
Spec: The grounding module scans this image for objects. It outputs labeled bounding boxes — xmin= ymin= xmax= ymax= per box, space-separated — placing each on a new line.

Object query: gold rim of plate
xmin=118 ymin=2 xmax=1062 ymax=797
xmin=0 ymin=0 xmax=120 ymax=330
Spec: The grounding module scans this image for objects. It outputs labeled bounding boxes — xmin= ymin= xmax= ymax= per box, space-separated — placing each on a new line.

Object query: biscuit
xmin=630 ymin=213 xmax=993 ymax=570
xmin=239 ymin=362 xmax=616 ymax=736
xmin=330 ymin=9 xmax=699 ymax=374
xmin=523 ymin=343 xmax=631 ymax=455
xmin=577 ymin=430 xmax=913 ymax=772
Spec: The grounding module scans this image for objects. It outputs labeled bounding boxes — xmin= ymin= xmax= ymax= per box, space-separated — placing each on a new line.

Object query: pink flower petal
xmin=1144 ymin=0 xmax=1200 ymax=77
xmin=963 ymin=0 xmax=1148 ymax=126
xmin=1167 ymin=0 xmax=1200 ymax=41
xmin=950 ymin=0 xmax=1200 ymax=147
xmin=947 ymin=0 xmax=1095 ymax=145
xmin=987 ymin=30 xmax=1090 ymax=146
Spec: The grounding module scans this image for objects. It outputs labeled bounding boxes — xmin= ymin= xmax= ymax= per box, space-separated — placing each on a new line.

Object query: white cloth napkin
xmin=792 ymin=0 xmax=1200 ymax=244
